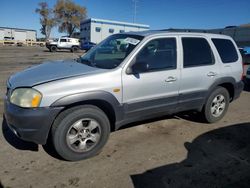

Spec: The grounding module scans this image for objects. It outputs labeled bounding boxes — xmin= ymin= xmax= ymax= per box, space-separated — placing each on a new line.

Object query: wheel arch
xmin=51 ymin=91 xmax=123 ymax=131
xmin=206 ymin=77 xmax=236 ymax=104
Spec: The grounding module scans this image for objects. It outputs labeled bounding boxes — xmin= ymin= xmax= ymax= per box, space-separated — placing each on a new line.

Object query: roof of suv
xmin=126 ymin=30 xmax=231 ymax=39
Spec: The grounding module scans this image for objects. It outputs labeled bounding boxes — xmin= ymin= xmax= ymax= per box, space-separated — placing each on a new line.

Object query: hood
xmin=9 ymin=59 xmax=104 ymax=88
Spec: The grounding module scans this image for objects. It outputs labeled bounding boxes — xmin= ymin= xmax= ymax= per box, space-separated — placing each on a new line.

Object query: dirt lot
xmin=0 ymin=46 xmax=250 ymax=188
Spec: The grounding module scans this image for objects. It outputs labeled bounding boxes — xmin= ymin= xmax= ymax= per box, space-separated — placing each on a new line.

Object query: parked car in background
xmin=46 ymin=37 xmax=80 ymax=52
xmin=241 ymin=47 xmax=250 ymax=77
xmin=239 ymin=47 xmax=246 ymax=56
xmin=81 ymin=41 xmax=96 ymax=51
xmin=4 ymin=31 xmax=244 ymax=161
xmin=243 ymin=46 xmax=250 ymax=55
xmin=246 ymin=67 xmax=250 ymax=85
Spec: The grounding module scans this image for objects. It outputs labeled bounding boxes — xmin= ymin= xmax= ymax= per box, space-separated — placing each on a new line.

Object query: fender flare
xmin=51 ymin=90 xmax=124 ymax=122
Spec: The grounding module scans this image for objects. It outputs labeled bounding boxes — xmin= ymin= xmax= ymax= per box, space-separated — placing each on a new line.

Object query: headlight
xmin=10 ymin=88 xmax=42 ymax=108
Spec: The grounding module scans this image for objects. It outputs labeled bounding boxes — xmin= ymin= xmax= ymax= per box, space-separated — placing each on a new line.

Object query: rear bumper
xmin=4 ymin=100 xmax=63 ymax=145
xmin=233 ymin=81 xmax=244 ymax=100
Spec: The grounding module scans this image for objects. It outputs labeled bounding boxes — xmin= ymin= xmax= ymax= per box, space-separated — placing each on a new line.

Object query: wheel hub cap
xmin=211 ymin=94 xmax=226 ymax=117
xmin=66 ymin=118 xmax=101 ymax=152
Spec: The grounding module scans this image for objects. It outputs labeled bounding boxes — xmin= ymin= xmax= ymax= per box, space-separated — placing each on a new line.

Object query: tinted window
xmin=212 ymin=39 xmax=238 ymax=63
xmin=60 ymin=39 xmax=67 ymax=42
xmin=95 ymin=27 xmax=101 ymax=32
xmin=109 ymin=28 xmax=114 ymax=33
xmin=182 ymin=38 xmax=214 ymax=67
xmin=134 ymin=38 xmax=177 ymax=72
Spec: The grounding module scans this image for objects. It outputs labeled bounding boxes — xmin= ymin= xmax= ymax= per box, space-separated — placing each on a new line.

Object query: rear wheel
xmin=202 ymin=87 xmax=229 ymax=123
xmin=51 ymin=105 xmax=110 ymax=161
xmin=71 ymin=46 xmax=79 ymax=53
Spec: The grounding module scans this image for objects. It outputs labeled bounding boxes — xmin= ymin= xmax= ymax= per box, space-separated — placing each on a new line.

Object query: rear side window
xmin=60 ymin=39 xmax=67 ymax=42
xmin=182 ymin=38 xmax=214 ymax=68
xmin=212 ymin=39 xmax=238 ymax=63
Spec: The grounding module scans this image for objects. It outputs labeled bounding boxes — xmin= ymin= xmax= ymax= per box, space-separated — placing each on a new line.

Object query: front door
xmin=122 ymin=37 xmax=180 ymax=117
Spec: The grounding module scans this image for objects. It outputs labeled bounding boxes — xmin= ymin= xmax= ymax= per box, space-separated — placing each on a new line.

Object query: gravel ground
xmin=0 ymin=46 xmax=250 ymax=188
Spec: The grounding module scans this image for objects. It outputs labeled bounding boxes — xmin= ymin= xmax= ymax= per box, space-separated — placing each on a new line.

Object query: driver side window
xmin=133 ymin=38 xmax=177 ymax=73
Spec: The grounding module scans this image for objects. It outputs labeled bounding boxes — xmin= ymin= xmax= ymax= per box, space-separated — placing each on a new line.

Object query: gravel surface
xmin=0 ymin=46 xmax=250 ymax=188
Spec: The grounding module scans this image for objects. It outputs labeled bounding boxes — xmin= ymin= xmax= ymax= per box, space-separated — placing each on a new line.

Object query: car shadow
xmin=131 ymin=122 xmax=250 ymax=188
xmin=118 ymin=111 xmax=207 ymax=132
xmin=1 ymin=115 xmax=39 ymax=151
xmin=42 ymin=134 xmax=64 ymax=160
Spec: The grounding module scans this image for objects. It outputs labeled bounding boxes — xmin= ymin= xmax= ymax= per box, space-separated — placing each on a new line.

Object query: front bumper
xmin=4 ymin=99 xmax=63 ymax=145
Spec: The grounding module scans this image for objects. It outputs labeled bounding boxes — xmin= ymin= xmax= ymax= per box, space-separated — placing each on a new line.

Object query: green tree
xmin=54 ymin=0 xmax=87 ymax=36
xmin=35 ymin=2 xmax=55 ymax=40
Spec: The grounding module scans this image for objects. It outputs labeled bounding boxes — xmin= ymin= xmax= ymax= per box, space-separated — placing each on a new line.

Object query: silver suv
xmin=4 ymin=31 xmax=244 ymax=161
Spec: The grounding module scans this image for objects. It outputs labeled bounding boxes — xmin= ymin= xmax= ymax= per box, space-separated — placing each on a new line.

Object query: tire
xmin=51 ymin=105 xmax=110 ymax=161
xmin=202 ymin=87 xmax=229 ymax=123
xmin=71 ymin=46 xmax=79 ymax=53
xmin=50 ymin=46 xmax=57 ymax=52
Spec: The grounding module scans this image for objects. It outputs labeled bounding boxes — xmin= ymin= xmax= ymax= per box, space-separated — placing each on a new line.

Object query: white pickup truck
xmin=46 ymin=37 xmax=80 ymax=52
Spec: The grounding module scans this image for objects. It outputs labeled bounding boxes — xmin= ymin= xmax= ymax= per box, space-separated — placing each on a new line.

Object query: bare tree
xmin=54 ymin=0 xmax=87 ymax=36
xmin=35 ymin=2 xmax=55 ymax=40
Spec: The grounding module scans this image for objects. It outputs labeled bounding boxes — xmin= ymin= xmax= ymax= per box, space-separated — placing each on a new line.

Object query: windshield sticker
xmin=124 ymin=37 xmax=140 ymax=45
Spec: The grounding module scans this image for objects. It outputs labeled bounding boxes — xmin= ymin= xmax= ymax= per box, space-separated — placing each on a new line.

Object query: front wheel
xmin=50 ymin=46 xmax=57 ymax=52
xmin=202 ymin=87 xmax=229 ymax=123
xmin=51 ymin=105 xmax=110 ymax=161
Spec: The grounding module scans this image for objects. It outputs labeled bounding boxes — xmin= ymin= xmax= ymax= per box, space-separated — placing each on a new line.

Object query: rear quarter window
xmin=212 ymin=39 xmax=239 ymax=63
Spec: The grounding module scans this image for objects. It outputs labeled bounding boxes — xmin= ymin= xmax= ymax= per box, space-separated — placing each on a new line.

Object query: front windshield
xmin=80 ymin=34 xmax=144 ymax=69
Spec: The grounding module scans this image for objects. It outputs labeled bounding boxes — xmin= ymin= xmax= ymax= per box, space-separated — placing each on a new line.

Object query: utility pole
xmin=133 ymin=0 xmax=138 ymax=23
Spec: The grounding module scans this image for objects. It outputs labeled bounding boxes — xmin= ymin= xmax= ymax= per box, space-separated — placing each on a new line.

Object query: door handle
xmin=165 ymin=76 xmax=177 ymax=82
xmin=207 ymin=72 xmax=217 ymax=77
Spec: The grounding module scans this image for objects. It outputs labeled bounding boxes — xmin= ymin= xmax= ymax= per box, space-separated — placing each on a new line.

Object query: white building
xmin=80 ymin=18 xmax=150 ymax=44
xmin=0 ymin=27 xmax=36 ymax=41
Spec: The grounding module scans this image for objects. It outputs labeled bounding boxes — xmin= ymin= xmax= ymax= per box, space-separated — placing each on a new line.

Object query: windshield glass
xmin=80 ymin=34 xmax=144 ymax=69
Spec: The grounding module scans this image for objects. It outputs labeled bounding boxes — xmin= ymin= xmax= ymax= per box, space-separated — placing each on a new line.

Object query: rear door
xmin=178 ymin=36 xmax=220 ymax=111
xmin=211 ymin=38 xmax=242 ymax=82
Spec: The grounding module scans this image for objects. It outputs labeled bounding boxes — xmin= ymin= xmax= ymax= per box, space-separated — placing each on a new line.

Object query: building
xmin=80 ymin=18 xmax=150 ymax=44
xmin=165 ymin=25 xmax=250 ymax=46
xmin=0 ymin=27 xmax=37 ymax=41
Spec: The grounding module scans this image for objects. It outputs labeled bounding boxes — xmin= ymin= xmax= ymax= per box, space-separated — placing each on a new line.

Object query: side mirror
xmin=126 ymin=61 xmax=149 ymax=74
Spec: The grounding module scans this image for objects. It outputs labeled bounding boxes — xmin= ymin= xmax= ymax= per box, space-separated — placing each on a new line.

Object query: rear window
xmin=212 ymin=39 xmax=238 ymax=63
xmin=182 ymin=38 xmax=214 ymax=68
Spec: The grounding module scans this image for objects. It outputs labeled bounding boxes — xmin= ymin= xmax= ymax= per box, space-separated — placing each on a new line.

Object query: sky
xmin=0 ymin=0 xmax=250 ymax=38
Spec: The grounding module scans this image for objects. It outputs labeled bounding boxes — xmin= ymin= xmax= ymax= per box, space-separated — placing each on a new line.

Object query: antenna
xmin=133 ymin=0 xmax=138 ymax=23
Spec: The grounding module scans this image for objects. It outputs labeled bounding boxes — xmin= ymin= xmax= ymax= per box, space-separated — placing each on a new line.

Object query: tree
xmin=54 ymin=0 xmax=87 ymax=36
xmin=35 ymin=2 xmax=55 ymax=40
